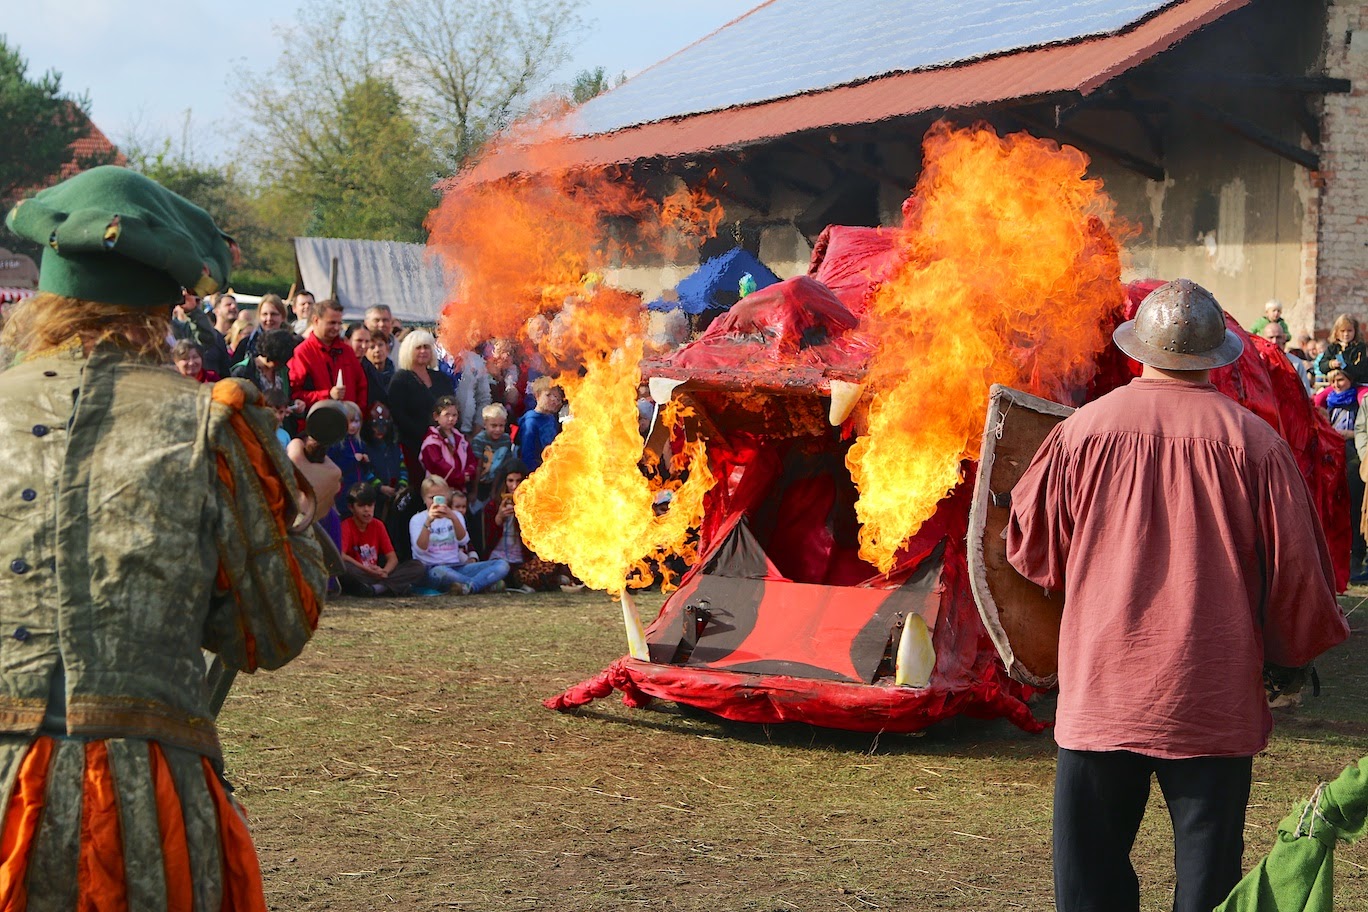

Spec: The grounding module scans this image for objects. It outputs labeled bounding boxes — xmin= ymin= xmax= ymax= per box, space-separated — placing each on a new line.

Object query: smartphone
xmin=433 ymin=495 xmax=446 ymax=506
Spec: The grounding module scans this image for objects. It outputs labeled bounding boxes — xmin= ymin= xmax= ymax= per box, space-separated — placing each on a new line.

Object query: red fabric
xmin=551 ymin=482 xmax=1043 ymax=732
xmin=341 ymin=516 xmax=395 ymax=567
xmin=0 ymin=737 xmax=53 ymax=911
xmin=1007 ymin=379 xmax=1348 ymax=759
xmin=765 ymin=474 xmax=837 ymax=583
xmin=420 ymin=428 xmax=478 ymax=489
xmin=546 ymin=658 xmax=1045 ymax=735
xmin=149 ymin=744 xmax=193 ymax=912
xmin=671 ymin=276 xmax=874 ymax=376
xmin=287 ymin=331 xmax=369 ymax=411
xmin=694 ymin=581 xmax=900 ymax=682
xmin=807 ymin=225 xmax=902 ymax=316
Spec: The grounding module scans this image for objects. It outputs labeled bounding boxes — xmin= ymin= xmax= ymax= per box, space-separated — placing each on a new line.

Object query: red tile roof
xmin=59 ymin=117 xmax=127 ymax=180
xmin=469 ymin=0 xmax=1247 ymax=182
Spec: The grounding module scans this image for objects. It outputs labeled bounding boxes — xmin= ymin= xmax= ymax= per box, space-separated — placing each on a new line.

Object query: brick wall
xmin=1315 ymin=1 xmax=1368 ymax=330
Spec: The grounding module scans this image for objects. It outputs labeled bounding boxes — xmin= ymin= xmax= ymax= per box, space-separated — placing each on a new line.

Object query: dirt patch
xmin=218 ymin=590 xmax=1368 ymax=911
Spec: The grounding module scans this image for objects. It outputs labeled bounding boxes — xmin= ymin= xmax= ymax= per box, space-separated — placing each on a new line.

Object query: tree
xmin=0 ymin=37 xmax=108 ymax=207
xmin=124 ymin=113 xmax=305 ymax=293
xmin=295 ymin=76 xmax=442 ymax=241
xmin=384 ymin=0 xmax=584 ymax=168
xmin=238 ymin=0 xmax=585 ymax=182
xmin=568 ymin=66 xmax=623 ymax=106
xmin=244 ymin=70 xmax=440 ymax=243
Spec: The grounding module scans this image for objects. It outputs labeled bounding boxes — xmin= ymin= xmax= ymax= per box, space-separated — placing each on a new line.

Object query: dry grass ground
xmin=218 ymin=588 xmax=1368 ymax=911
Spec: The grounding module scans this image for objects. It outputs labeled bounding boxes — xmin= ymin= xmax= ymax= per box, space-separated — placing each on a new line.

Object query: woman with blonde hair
xmin=389 ymin=328 xmax=456 ymax=483
xmin=225 ymin=310 xmax=257 ymax=354
xmin=0 ymin=166 xmax=338 ymax=908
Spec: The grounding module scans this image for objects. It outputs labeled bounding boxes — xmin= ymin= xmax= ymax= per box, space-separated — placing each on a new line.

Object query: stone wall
xmin=1315 ymin=0 xmax=1368 ymax=329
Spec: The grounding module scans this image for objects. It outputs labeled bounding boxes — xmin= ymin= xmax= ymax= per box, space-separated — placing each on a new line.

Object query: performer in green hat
xmin=0 ymin=166 xmax=339 ymax=909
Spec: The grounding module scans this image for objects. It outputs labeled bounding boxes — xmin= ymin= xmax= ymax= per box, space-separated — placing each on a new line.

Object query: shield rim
xmin=967 ymin=384 xmax=1073 ymax=689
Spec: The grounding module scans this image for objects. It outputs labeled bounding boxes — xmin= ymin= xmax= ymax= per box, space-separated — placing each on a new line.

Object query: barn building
xmin=473 ymin=0 xmax=1366 ymax=335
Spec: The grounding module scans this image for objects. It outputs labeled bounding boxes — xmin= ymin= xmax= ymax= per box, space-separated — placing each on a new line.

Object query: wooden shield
xmin=967 ymin=385 xmax=1073 ymax=688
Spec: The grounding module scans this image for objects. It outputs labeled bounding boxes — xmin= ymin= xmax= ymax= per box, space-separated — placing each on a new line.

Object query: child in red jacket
xmin=420 ymin=395 xmax=478 ymax=500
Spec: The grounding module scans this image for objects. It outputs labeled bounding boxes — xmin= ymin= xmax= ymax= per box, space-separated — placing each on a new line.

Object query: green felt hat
xmin=4 ymin=165 xmax=233 ymax=308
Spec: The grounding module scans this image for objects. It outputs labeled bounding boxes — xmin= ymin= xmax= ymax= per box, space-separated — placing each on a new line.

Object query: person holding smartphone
xmin=410 ymin=477 xmax=509 ymax=594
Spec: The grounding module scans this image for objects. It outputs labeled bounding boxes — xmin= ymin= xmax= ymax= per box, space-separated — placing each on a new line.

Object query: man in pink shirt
xmin=1006 ymin=279 xmax=1349 ymax=912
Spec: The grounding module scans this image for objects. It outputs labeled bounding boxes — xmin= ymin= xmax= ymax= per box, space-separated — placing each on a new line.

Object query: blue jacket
xmin=517 ymin=409 xmax=561 ymax=471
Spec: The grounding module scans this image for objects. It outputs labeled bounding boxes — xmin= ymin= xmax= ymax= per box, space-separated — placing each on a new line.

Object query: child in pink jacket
xmin=420 ymin=394 xmax=478 ymax=499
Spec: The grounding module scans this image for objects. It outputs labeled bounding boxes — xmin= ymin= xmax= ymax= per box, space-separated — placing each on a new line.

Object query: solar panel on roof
xmin=571 ymin=0 xmax=1175 ymax=136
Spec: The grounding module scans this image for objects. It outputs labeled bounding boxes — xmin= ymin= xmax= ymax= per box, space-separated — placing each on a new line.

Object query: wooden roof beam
xmin=1005 ymin=109 xmax=1166 ymax=182
xmin=1147 ymin=70 xmax=1351 ymax=94
xmin=1164 ymin=92 xmax=1319 ymax=170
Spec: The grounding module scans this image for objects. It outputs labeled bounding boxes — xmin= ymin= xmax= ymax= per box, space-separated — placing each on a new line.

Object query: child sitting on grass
xmin=410 ymin=476 xmax=509 ymax=595
xmin=339 ymin=483 xmax=425 ymax=597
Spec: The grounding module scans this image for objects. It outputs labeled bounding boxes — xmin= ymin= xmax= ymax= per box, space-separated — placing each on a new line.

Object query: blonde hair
xmin=419 ymin=474 xmax=452 ymax=498
xmin=530 ymin=375 xmax=562 ymax=399
xmin=1 ymin=292 xmax=170 ymax=367
xmin=482 ymin=403 xmax=508 ymax=422
xmin=397 ymin=329 xmax=436 ymax=371
xmin=338 ymin=399 xmax=363 ymax=424
xmin=1331 ymin=314 xmax=1361 ymax=343
xmin=227 ymin=314 xmax=256 ymax=351
xmin=1327 ymin=368 xmax=1350 ymax=384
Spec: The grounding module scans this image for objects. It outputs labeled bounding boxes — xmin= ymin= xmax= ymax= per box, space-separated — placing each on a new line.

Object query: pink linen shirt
xmin=1006 ymin=378 xmax=1349 ymax=759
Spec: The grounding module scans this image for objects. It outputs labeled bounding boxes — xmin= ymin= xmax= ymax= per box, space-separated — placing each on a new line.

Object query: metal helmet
xmin=1112 ymin=279 xmax=1244 ymax=371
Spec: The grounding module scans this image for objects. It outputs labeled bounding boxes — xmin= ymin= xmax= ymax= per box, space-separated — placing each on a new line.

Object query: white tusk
xmin=894 ymin=614 xmax=935 ymax=687
xmin=649 ymin=376 xmax=686 ymax=404
xmin=621 ymin=590 xmax=650 ymax=660
xmin=828 ymin=379 xmax=864 ymax=426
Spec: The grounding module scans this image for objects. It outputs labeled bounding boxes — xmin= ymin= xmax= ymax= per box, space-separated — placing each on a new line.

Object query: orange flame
xmin=513 ymin=330 xmax=714 ymax=595
xmin=850 ymin=122 xmax=1125 ymax=572
xmin=426 ymin=130 xmax=722 ymax=594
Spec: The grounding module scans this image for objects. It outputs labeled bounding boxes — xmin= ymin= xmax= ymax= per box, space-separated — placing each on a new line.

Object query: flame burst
xmin=426 ymin=141 xmax=722 ymax=594
xmin=850 ymin=122 xmax=1125 ymax=572
xmin=514 ymin=329 xmax=715 ymax=595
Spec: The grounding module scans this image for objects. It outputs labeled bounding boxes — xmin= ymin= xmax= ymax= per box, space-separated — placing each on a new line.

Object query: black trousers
xmin=1054 ymin=748 xmax=1252 ymax=912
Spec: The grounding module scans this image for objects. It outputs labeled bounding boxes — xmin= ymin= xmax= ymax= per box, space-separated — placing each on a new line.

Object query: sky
xmin=4 ymin=0 xmax=758 ymax=159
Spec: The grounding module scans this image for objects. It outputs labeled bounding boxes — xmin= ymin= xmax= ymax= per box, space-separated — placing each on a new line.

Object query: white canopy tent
xmin=292 ymin=237 xmax=452 ymax=325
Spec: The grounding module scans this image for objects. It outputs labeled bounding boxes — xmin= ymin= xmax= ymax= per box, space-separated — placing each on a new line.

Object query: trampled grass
xmin=218 ymin=589 xmax=1368 ymax=911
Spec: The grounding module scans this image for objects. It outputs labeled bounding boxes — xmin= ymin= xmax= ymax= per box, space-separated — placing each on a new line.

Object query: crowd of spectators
xmin=1254 ymin=300 xmax=1368 ymax=581
xmin=169 ymin=290 xmax=592 ymax=599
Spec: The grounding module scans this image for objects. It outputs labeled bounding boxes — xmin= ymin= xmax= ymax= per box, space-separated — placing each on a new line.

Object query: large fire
xmin=426 ymin=140 xmax=722 ymax=596
xmin=849 ymin=123 xmax=1125 ymax=572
